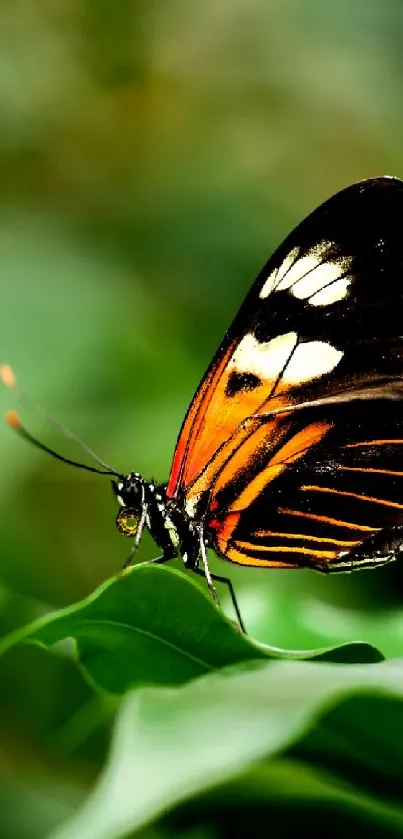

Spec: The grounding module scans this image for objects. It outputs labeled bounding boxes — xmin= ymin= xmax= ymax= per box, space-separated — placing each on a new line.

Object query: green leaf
xmin=293 ymin=692 xmax=403 ymax=791
xmin=46 ymin=658 xmax=403 ymax=839
xmin=167 ymin=759 xmax=403 ymax=838
xmin=0 ymin=565 xmax=382 ymax=693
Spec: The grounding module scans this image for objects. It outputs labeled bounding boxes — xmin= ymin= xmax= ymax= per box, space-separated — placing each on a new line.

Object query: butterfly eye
xmin=116 ymin=508 xmax=139 ymax=537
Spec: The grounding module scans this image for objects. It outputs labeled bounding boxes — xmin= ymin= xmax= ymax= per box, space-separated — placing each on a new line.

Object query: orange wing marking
xmin=209 ymin=416 xmax=289 ymax=500
xmin=214 ymin=421 xmax=331 ymax=556
xmin=171 ymin=328 xmax=336 ymax=499
xmin=223 ymin=421 xmax=330 ymax=514
xmin=223 ymin=546 xmax=295 ymax=568
xmin=178 ymin=344 xmax=294 ymax=494
xmin=301 ymin=485 xmax=403 ymax=510
xmin=168 ymin=342 xmax=237 ymax=496
xmin=184 ymin=415 xmax=283 ymax=517
xmin=254 ymin=529 xmax=360 ymax=547
xmin=220 ymin=541 xmax=340 ymax=567
xmin=278 ymin=507 xmax=379 ymax=532
xmin=345 ymin=439 xmax=403 ymax=448
xmin=186 ymin=394 xmax=312 ymax=508
xmin=339 ymin=466 xmax=403 ymax=476
xmin=215 ymin=511 xmax=241 ymax=549
xmin=235 ymin=540 xmax=339 ymax=560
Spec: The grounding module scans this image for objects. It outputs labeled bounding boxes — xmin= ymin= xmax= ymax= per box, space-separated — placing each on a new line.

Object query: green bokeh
xmin=1 ymin=1 xmax=403 ymax=837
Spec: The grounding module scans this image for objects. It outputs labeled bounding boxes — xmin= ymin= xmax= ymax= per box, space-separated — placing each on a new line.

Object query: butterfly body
xmin=114 ymin=474 xmax=201 ymax=570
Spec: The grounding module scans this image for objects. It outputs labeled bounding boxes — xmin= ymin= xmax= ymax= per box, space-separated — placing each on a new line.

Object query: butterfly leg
xmin=120 ymin=552 xmax=173 ymax=579
xmin=139 ymin=554 xmax=172 ymax=566
xmin=194 ymin=532 xmax=245 ymax=632
xmin=197 ymin=533 xmax=220 ymax=605
xmin=122 ymin=543 xmax=137 ymax=569
xmin=193 ymin=566 xmax=245 ymax=632
xmin=210 ymin=573 xmax=245 ymax=633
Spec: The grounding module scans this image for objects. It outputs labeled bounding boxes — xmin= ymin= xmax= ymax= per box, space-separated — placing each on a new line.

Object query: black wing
xmin=197 ymin=176 xmax=403 ymax=569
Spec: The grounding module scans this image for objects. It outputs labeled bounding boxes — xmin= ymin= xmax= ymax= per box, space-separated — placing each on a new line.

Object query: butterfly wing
xmin=167 ymin=176 xmax=403 ymax=568
xmin=211 ymin=398 xmax=403 ymax=569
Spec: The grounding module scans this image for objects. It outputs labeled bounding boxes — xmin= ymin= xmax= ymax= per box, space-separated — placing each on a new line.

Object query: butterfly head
xmin=112 ymin=473 xmax=146 ymax=538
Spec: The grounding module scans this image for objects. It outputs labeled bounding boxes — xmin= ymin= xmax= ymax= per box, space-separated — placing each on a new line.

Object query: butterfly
xmin=3 ymin=176 xmax=403 ymax=632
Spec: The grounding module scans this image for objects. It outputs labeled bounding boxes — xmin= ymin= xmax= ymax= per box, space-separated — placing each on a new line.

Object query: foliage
xmin=2 ymin=567 xmax=403 ymax=838
xmin=2 ymin=1 xmax=403 ymax=837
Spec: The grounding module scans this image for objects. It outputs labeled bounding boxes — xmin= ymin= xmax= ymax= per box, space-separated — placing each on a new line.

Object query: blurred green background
xmin=2 ymin=0 xmax=403 ymax=836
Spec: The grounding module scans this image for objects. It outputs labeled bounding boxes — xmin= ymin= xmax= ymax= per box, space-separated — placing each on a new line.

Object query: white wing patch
xmin=275 ymin=241 xmax=333 ymax=292
xmin=260 ymin=247 xmax=299 ymax=298
xmin=309 ymin=278 xmax=351 ymax=306
xmin=260 ymin=241 xmax=353 ymax=307
xmin=230 ymin=332 xmax=298 ymax=380
xmin=229 ymin=332 xmax=342 ymax=387
xmin=282 ymin=341 xmax=343 ymax=383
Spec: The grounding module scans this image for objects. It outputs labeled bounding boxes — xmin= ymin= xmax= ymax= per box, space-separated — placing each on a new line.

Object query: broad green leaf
xmin=0 ymin=565 xmax=382 ymax=693
xmin=165 ymin=759 xmax=403 ymax=838
xmin=47 ymin=657 xmax=403 ymax=839
xmin=293 ymin=692 xmax=403 ymax=791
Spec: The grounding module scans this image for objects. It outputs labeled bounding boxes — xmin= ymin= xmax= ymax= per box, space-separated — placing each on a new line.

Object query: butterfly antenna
xmin=1 ymin=364 xmax=122 ymax=478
